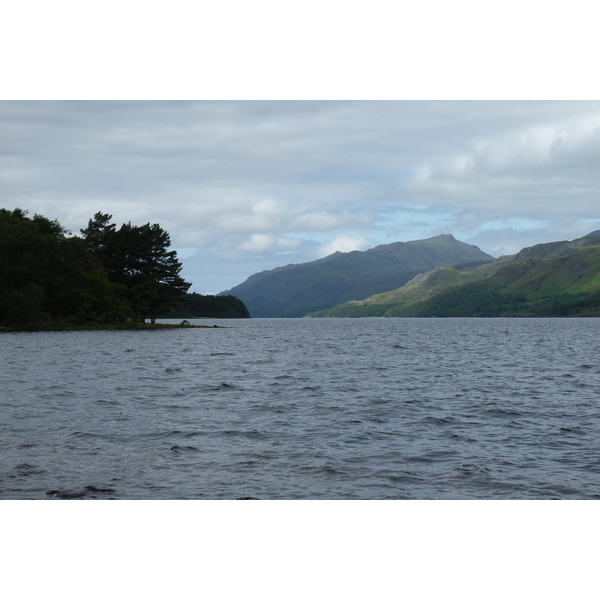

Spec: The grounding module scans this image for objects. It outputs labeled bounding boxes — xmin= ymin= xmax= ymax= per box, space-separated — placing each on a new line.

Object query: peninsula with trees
xmin=0 ymin=209 xmax=248 ymax=328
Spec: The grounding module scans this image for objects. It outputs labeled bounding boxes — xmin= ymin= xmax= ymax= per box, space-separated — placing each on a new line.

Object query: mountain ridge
xmin=219 ymin=234 xmax=493 ymax=317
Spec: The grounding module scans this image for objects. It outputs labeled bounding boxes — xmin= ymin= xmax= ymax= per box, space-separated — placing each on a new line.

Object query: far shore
xmin=0 ymin=321 xmax=225 ymax=332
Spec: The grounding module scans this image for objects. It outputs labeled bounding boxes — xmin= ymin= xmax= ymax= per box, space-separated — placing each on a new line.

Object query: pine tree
xmin=101 ymin=221 xmax=191 ymax=323
xmin=2 ymin=209 xmax=192 ymax=325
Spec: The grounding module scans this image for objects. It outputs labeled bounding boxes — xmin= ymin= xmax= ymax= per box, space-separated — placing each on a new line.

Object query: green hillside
xmin=392 ymin=248 xmax=600 ymax=317
xmin=309 ymin=257 xmax=511 ymax=317
xmin=310 ymin=232 xmax=600 ymax=318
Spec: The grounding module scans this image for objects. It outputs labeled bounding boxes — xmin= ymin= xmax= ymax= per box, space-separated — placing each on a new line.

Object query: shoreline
xmin=0 ymin=322 xmax=224 ymax=332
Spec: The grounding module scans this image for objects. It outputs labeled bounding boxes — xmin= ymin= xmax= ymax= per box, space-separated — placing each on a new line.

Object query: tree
xmin=101 ymin=221 xmax=191 ymax=323
xmin=1 ymin=209 xmax=192 ymax=325
xmin=0 ymin=208 xmax=72 ymax=323
xmin=80 ymin=212 xmax=116 ymax=256
xmin=156 ymin=292 xmax=250 ymax=318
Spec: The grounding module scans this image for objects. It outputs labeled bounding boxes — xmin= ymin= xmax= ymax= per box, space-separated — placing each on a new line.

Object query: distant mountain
xmin=310 ymin=231 xmax=600 ymax=318
xmin=219 ymin=234 xmax=494 ymax=317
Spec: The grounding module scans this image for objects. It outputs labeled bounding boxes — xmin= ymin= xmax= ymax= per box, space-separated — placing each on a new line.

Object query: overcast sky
xmin=2 ymin=100 xmax=600 ymax=293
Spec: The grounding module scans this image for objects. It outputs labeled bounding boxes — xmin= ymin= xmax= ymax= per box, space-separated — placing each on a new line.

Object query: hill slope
xmin=219 ymin=234 xmax=493 ymax=317
xmin=311 ymin=231 xmax=600 ymax=318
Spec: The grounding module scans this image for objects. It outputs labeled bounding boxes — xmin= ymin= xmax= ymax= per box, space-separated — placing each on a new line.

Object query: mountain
xmin=219 ymin=234 xmax=494 ymax=317
xmin=310 ymin=231 xmax=600 ymax=318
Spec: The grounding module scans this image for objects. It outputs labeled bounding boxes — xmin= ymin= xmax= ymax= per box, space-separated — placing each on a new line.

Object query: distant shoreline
xmin=0 ymin=321 xmax=224 ymax=332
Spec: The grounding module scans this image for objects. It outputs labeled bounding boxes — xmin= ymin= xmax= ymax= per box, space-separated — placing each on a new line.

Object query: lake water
xmin=2 ymin=318 xmax=600 ymax=500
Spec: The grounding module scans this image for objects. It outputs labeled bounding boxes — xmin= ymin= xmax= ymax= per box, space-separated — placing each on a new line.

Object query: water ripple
xmin=2 ymin=318 xmax=600 ymax=499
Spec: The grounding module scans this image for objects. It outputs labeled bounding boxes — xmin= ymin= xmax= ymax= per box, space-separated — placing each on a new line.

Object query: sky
xmin=2 ymin=100 xmax=600 ymax=294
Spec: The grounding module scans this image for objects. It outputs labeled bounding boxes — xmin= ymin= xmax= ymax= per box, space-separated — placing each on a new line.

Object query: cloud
xmin=408 ymin=110 xmax=600 ymax=218
xmin=239 ymin=234 xmax=301 ymax=254
xmin=292 ymin=210 xmax=370 ymax=231
xmin=316 ymin=236 xmax=370 ymax=258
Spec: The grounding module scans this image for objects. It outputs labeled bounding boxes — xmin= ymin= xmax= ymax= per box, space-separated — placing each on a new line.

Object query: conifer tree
xmin=88 ymin=219 xmax=191 ymax=323
xmin=1 ymin=208 xmax=194 ymax=325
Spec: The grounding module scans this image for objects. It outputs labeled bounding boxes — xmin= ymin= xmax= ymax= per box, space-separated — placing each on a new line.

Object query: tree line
xmin=0 ymin=208 xmax=248 ymax=325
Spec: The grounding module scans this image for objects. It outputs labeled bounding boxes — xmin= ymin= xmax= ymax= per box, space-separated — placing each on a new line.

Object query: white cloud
xmin=291 ymin=210 xmax=369 ymax=231
xmin=478 ymin=218 xmax=550 ymax=233
xmin=239 ymin=233 xmax=301 ymax=254
xmin=251 ymin=199 xmax=282 ymax=215
xmin=316 ymin=235 xmax=370 ymax=258
xmin=408 ymin=111 xmax=600 ymax=218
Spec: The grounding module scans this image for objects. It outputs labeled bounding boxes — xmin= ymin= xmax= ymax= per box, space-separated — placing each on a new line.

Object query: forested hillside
xmin=0 ymin=209 xmax=248 ymax=326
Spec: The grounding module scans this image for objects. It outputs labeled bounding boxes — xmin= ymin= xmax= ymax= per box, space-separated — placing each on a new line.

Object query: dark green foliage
xmin=80 ymin=211 xmax=116 ymax=255
xmin=372 ymin=277 xmax=600 ymax=318
xmin=157 ymin=292 xmax=250 ymax=318
xmin=0 ymin=208 xmax=197 ymax=326
xmin=0 ymin=208 xmax=80 ymax=324
xmin=86 ymin=219 xmax=192 ymax=323
xmin=1 ymin=283 xmax=46 ymax=324
xmin=526 ymin=291 xmax=600 ymax=317
xmin=387 ymin=281 xmax=528 ymax=317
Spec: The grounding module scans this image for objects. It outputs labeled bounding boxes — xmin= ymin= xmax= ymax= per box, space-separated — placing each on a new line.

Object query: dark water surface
xmin=2 ymin=318 xmax=600 ymax=499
